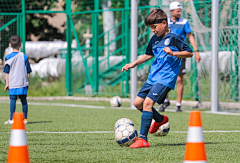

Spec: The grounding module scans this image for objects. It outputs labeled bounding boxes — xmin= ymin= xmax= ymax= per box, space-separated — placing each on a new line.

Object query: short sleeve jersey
xmin=3 ymin=52 xmax=32 ymax=95
xmin=168 ymin=17 xmax=192 ymax=42
xmin=145 ymin=32 xmax=192 ymax=90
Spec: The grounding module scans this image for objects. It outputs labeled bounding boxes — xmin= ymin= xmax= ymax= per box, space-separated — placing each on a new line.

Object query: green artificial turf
xmin=0 ymin=100 xmax=240 ymax=162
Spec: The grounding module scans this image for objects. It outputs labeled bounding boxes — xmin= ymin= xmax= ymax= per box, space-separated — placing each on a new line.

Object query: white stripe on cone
xmin=9 ymin=129 xmax=27 ymax=146
xmin=187 ymin=127 xmax=204 ymax=143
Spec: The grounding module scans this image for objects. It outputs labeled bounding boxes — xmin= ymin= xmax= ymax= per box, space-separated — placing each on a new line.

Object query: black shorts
xmin=179 ymin=58 xmax=186 ymax=75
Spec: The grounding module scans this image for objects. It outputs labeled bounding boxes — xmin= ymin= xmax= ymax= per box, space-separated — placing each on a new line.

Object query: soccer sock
xmin=152 ymin=107 xmax=164 ymax=123
xmin=10 ymin=98 xmax=16 ymax=120
xmin=20 ymin=97 xmax=28 ymax=119
xmin=176 ymin=102 xmax=181 ymax=106
xmin=138 ymin=107 xmax=163 ymax=123
xmin=139 ymin=111 xmax=153 ymax=141
xmin=164 ymin=98 xmax=169 ymax=103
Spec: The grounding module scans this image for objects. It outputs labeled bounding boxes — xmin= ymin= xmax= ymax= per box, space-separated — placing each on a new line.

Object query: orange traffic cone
xmin=184 ymin=111 xmax=207 ymax=163
xmin=7 ymin=113 xmax=30 ymax=163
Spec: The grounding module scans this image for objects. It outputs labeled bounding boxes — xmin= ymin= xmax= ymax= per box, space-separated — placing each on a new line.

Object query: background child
xmin=122 ymin=9 xmax=193 ymax=148
xmin=4 ymin=35 xmax=32 ymax=125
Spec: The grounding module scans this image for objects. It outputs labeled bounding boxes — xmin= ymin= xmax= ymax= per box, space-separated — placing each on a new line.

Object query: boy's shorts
xmin=10 ymin=95 xmax=27 ymax=100
xmin=137 ymin=82 xmax=171 ymax=105
xmin=179 ymin=58 xmax=186 ymax=75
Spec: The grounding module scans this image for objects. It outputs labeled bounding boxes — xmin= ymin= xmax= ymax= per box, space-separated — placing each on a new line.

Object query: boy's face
xmin=170 ymin=9 xmax=181 ymax=19
xmin=149 ymin=21 xmax=167 ymax=37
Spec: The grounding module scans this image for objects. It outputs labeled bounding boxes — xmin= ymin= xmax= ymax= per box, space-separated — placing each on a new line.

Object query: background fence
xmin=0 ymin=0 xmax=239 ymax=107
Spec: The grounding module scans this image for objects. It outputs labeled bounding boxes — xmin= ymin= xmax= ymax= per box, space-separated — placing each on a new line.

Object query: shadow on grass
xmin=27 ymin=121 xmax=52 ymax=124
xmin=151 ymin=142 xmax=217 ymax=147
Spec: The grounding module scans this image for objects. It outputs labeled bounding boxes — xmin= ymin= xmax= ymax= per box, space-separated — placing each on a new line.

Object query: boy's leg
xmin=129 ymin=97 xmax=154 ymax=148
xmin=176 ymin=58 xmax=186 ymax=112
xmin=148 ymin=83 xmax=171 ymax=133
xmin=159 ymin=94 xmax=171 ymax=112
xmin=176 ymin=74 xmax=184 ymax=112
xmin=20 ymin=95 xmax=28 ymax=119
xmin=139 ymin=97 xmax=154 ymax=139
xmin=10 ymin=95 xmax=17 ymax=120
xmin=135 ymin=97 xmax=164 ymax=123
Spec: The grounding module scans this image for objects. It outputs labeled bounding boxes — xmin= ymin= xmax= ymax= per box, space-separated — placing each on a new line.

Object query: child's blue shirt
xmin=3 ymin=52 xmax=32 ymax=95
xmin=145 ymin=32 xmax=192 ymax=90
xmin=168 ymin=17 xmax=192 ymax=42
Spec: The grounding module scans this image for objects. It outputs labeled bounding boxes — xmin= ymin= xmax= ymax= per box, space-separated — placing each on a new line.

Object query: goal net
xmin=159 ymin=0 xmax=240 ymax=111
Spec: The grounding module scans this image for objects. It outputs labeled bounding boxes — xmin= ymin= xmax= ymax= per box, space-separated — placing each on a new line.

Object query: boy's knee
xmin=143 ymin=99 xmax=153 ymax=109
xmin=177 ymin=77 xmax=183 ymax=84
xmin=134 ymin=100 xmax=143 ymax=110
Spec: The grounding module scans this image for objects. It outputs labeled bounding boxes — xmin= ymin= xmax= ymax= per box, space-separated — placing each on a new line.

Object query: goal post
xmin=130 ymin=0 xmax=138 ymax=109
xmin=211 ymin=0 xmax=220 ymax=113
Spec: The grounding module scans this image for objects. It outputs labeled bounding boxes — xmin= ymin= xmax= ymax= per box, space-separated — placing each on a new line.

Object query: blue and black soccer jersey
xmin=3 ymin=52 xmax=32 ymax=95
xmin=168 ymin=17 xmax=192 ymax=42
xmin=145 ymin=32 xmax=192 ymax=90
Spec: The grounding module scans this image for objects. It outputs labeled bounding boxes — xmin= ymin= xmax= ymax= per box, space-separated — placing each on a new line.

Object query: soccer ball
xmin=114 ymin=118 xmax=134 ymax=131
xmin=110 ymin=96 xmax=122 ymax=107
xmin=115 ymin=123 xmax=138 ymax=146
xmin=152 ymin=122 xmax=170 ymax=136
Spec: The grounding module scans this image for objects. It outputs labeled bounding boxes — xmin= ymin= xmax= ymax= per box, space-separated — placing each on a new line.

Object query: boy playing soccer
xmin=122 ymin=9 xmax=193 ymax=148
xmin=4 ymin=35 xmax=32 ymax=125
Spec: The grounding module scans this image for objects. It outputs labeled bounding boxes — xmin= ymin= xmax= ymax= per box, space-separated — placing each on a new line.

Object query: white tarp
xmin=4 ymin=41 xmax=76 ymax=59
xmin=30 ymin=51 xmax=235 ymax=79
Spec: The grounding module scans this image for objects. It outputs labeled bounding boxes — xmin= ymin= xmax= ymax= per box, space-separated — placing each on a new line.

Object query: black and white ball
xmin=153 ymin=121 xmax=170 ymax=136
xmin=110 ymin=96 xmax=122 ymax=107
xmin=115 ymin=123 xmax=138 ymax=146
xmin=114 ymin=118 xmax=134 ymax=131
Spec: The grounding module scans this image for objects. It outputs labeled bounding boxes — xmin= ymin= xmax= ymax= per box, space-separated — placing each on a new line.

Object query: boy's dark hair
xmin=145 ymin=9 xmax=168 ymax=26
xmin=9 ymin=35 xmax=21 ymax=49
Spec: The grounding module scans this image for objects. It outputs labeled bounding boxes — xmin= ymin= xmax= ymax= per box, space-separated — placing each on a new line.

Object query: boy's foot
xmin=4 ymin=120 xmax=14 ymax=125
xmin=24 ymin=119 xmax=28 ymax=124
xmin=129 ymin=138 xmax=149 ymax=148
xmin=176 ymin=106 xmax=182 ymax=112
xmin=149 ymin=115 xmax=169 ymax=133
xmin=159 ymin=101 xmax=170 ymax=112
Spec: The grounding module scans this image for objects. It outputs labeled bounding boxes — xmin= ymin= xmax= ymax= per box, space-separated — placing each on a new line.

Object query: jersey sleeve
xmin=26 ymin=59 xmax=32 ymax=74
xmin=184 ymin=20 xmax=192 ymax=34
xmin=145 ymin=36 xmax=154 ymax=56
xmin=175 ymin=35 xmax=193 ymax=52
xmin=3 ymin=64 xmax=10 ymax=74
xmin=24 ymin=53 xmax=32 ymax=73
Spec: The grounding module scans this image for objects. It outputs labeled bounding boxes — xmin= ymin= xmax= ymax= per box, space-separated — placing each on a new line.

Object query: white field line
xmin=0 ymin=101 xmax=107 ymax=109
xmin=1 ymin=130 xmax=240 ymax=134
xmin=1 ymin=101 xmax=240 ymax=115
xmin=0 ymin=101 xmax=133 ymax=110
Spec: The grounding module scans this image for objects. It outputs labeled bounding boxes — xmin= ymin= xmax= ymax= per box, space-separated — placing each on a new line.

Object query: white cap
xmin=169 ymin=1 xmax=182 ymax=10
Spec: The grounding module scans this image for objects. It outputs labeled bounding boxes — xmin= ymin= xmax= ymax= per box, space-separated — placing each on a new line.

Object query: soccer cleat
xmin=129 ymin=138 xmax=149 ymax=148
xmin=159 ymin=101 xmax=170 ymax=112
xmin=176 ymin=106 xmax=182 ymax=112
xmin=23 ymin=119 xmax=28 ymax=124
xmin=4 ymin=120 xmax=14 ymax=125
xmin=149 ymin=115 xmax=169 ymax=133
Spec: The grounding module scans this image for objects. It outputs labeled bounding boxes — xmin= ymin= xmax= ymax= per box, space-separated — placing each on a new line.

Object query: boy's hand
xmin=4 ymin=85 xmax=9 ymax=92
xmin=122 ymin=63 xmax=135 ymax=72
xmin=195 ymin=52 xmax=201 ymax=62
xmin=163 ymin=47 xmax=173 ymax=56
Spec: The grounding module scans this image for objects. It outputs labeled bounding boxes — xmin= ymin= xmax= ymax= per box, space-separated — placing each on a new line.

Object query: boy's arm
xmin=27 ymin=73 xmax=30 ymax=90
xmin=122 ymin=54 xmax=154 ymax=72
xmin=172 ymin=51 xmax=193 ymax=58
xmin=187 ymin=33 xmax=201 ymax=62
xmin=163 ymin=47 xmax=193 ymax=58
xmin=5 ymin=73 xmax=9 ymax=91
